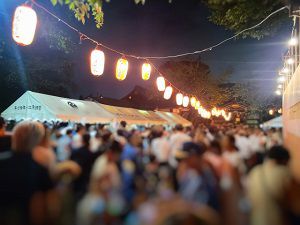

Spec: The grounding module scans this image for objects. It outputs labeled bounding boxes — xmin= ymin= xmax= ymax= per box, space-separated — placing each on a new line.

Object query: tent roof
xmin=261 ymin=116 xmax=282 ymax=128
xmin=1 ymin=91 xmax=115 ymax=123
xmin=1 ymin=91 xmax=191 ymax=126
xmin=155 ymin=111 xmax=192 ymax=127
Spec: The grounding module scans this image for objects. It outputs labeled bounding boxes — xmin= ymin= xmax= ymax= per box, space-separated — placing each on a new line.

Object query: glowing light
xmin=176 ymin=93 xmax=183 ymax=105
xmin=278 ymin=84 xmax=283 ymax=89
xmin=90 ymin=49 xmax=105 ymax=76
xmin=116 ymin=58 xmax=128 ymax=81
xmin=281 ymin=67 xmax=289 ymax=74
xmin=195 ymin=101 xmax=200 ymax=110
xmin=164 ymin=86 xmax=173 ymax=100
xmin=156 ymin=76 xmax=166 ymax=91
xmin=287 ymin=58 xmax=294 ymax=65
xmin=275 ymin=89 xmax=282 ymax=96
xmin=289 ymin=37 xmax=298 ymax=46
xmin=277 ymin=76 xmax=285 ymax=83
xmin=190 ymin=97 xmax=196 ymax=107
xmin=182 ymin=96 xmax=189 ymax=107
xmin=269 ymin=109 xmax=274 ymax=115
xmin=278 ymin=108 xmax=282 ymax=114
xmin=142 ymin=63 xmax=151 ymax=80
xmin=12 ymin=6 xmax=37 ymax=46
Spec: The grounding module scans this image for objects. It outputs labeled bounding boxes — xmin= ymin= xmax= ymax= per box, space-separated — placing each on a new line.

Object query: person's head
xmin=101 ymin=129 xmax=112 ymax=143
xmin=0 ymin=117 xmax=6 ymax=132
xmin=66 ymin=129 xmax=73 ymax=137
xmin=82 ymin=133 xmax=90 ymax=147
xmin=12 ymin=121 xmax=45 ymax=153
xmin=268 ymin=145 xmax=290 ymax=165
xmin=107 ymin=140 xmax=123 ymax=162
xmin=120 ymin=120 xmax=127 ymax=129
xmin=209 ymin=140 xmax=222 ymax=155
xmin=128 ymin=132 xmax=142 ymax=147
xmin=150 ymin=125 xmax=164 ymax=140
xmin=180 ymin=142 xmax=206 ymax=170
xmin=221 ymin=135 xmax=236 ymax=152
xmin=76 ymin=125 xmax=85 ymax=134
xmin=175 ymin=124 xmax=184 ymax=132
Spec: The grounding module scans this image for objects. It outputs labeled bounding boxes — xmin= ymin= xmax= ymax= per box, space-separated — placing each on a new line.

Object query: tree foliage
xmin=202 ymin=0 xmax=289 ymax=39
xmin=50 ymin=0 xmax=171 ymax=28
xmin=159 ymin=59 xmax=232 ymax=108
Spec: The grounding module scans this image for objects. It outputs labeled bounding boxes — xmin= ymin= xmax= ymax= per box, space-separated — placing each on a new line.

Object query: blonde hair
xmin=12 ymin=121 xmax=45 ymax=152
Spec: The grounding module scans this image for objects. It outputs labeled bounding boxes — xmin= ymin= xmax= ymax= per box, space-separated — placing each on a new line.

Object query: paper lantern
xmin=90 ymin=49 xmax=105 ymax=76
xmin=164 ymin=86 xmax=173 ymax=100
xmin=176 ymin=93 xmax=183 ymax=105
xmin=183 ymin=96 xmax=189 ymax=107
xmin=195 ymin=101 xmax=200 ymax=110
xmin=190 ymin=97 xmax=196 ymax=107
xmin=142 ymin=63 xmax=151 ymax=80
xmin=12 ymin=6 xmax=37 ymax=46
xmin=157 ymin=76 xmax=166 ymax=91
xmin=116 ymin=58 xmax=128 ymax=81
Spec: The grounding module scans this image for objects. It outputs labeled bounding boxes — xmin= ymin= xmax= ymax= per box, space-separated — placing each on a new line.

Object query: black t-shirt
xmin=70 ymin=146 xmax=101 ymax=197
xmin=0 ymin=152 xmax=53 ymax=224
xmin=0 ymin=135 xmax=11 ymax=153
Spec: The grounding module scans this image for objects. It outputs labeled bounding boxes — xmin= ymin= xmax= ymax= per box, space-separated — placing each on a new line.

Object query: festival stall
xmin=1 ymin=91 xmax=191 ymax=126
xmin=261 ymin=116 xmax=283 ymax=129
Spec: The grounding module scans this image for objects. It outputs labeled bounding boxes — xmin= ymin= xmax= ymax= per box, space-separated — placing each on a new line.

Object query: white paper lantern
xmin=176 ymin=93 xmax=183 ymax=105
xmin=182 ymin=96 xmax=189 ymax=107
xmin=164 ymin=86 xmax=173 ymax=100
xmin=12 ymin=6 xmax=37 ymax=46
xmin=157 ymin=76 xmax=166 ymax=91
xmin=90 ymin=49 xmax=105 ymax=76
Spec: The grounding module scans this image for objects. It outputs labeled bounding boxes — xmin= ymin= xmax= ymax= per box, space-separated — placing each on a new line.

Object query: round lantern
xmin=12 ymin=5 xmax=37 ymax=46
xmin=190 ymin=97 xmax=196 ymax=107
xmin=116 ymin=58 xmax=128 ymax=81
xmin=164 ymin=86 xmax=173 ymax=100
xmin=157 ymin=76 xmax=166 ymax=91
xmin=90 ymin=49 xmax=105 ymax=76
xmin=182 ymin=96 xmax=189 ymax=107
xmin=142 ymin=63 xmax=151 ymax=80
xmin=176 ymin=93 xmax=183 ymax=105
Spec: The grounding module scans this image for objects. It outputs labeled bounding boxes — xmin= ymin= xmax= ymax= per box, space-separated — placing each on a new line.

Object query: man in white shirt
xmin=71 ymin=126 xmax=86 ymax=150
xmin=169 ymin=124 xmax=192 ymax=167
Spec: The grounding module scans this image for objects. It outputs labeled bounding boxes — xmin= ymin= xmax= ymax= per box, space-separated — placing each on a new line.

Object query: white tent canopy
xmin=155 ymin=111 xmax=192 ymax=127
xmin=1 ymin=91 xmax=115 ymax=123
xmin=1 ymin=91 xmax=191 ymax=126
xmin=261 ymin=116 xmax=282 ymax=129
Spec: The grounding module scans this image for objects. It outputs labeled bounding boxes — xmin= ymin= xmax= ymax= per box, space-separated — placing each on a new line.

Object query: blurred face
xmin=185 ymin=155 xmax=202 ymax=170
xmin=221 ymin=136 xmax=230 ymax=150
xmin=130 ymin=134 xmax=142 ymax=147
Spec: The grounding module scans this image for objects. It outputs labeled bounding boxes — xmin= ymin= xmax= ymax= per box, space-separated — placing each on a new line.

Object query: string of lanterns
xmin=11 ymin=2 xmax=234 ymax=121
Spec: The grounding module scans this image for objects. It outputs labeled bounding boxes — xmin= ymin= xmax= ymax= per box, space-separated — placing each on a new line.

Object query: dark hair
xmin=175 ymin=124 xmax=184 ymax=131
xmin=120 ymin=121 xmax=127 ymax=128
xmin=66 ymin=129 xmax=73 ymax=135
xmin=162 ymin=213 xmax=208 ymax=225
xmin=0 ymin=117 xmax=5 ymax=129
xmin=210 ymin=140 xmax=222 ymax=155
xmin=82 ymin=133 xmax=90 ymax=146
xmin=108 ymin=140 xmax=122 ymax=154
xmin=76 ymin=125 xmax=84 ymax=133
xmin=268 ymin=145 xmax=290 ymax=165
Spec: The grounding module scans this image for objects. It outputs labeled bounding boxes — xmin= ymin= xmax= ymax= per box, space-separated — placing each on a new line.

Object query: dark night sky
xmin=1 ymin=0 xmax=291 ymax=99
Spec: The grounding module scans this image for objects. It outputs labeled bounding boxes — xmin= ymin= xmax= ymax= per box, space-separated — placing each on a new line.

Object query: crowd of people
xmin=0 ymin=116 xmax=299 ymax=225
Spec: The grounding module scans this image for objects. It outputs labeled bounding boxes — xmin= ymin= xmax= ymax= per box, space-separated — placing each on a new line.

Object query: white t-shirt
xmin=151 ymin=137 xmax=171 ymax=163
xmin=169 ymin=132 xmax=192 ymax=167
xmin=72 ymin=133 xmax=83 ymax=149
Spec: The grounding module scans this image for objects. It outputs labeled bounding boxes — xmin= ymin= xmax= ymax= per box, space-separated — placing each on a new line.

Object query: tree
xmin=202 ymin=0 xmax=289 ymax=39
xmin=49 ymin=0 xmax=171 ymax=28
xmin=0 ymin=38 xmax=77 ymax=112
xmin=159 ymin=59 xmax=233 ymax=123
xmin=160 ymin=59 xmax=232 ymax=108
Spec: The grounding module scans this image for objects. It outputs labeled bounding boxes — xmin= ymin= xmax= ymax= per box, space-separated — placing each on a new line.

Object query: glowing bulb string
xmin=30 ymin=0 xmax=288 ymax=60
